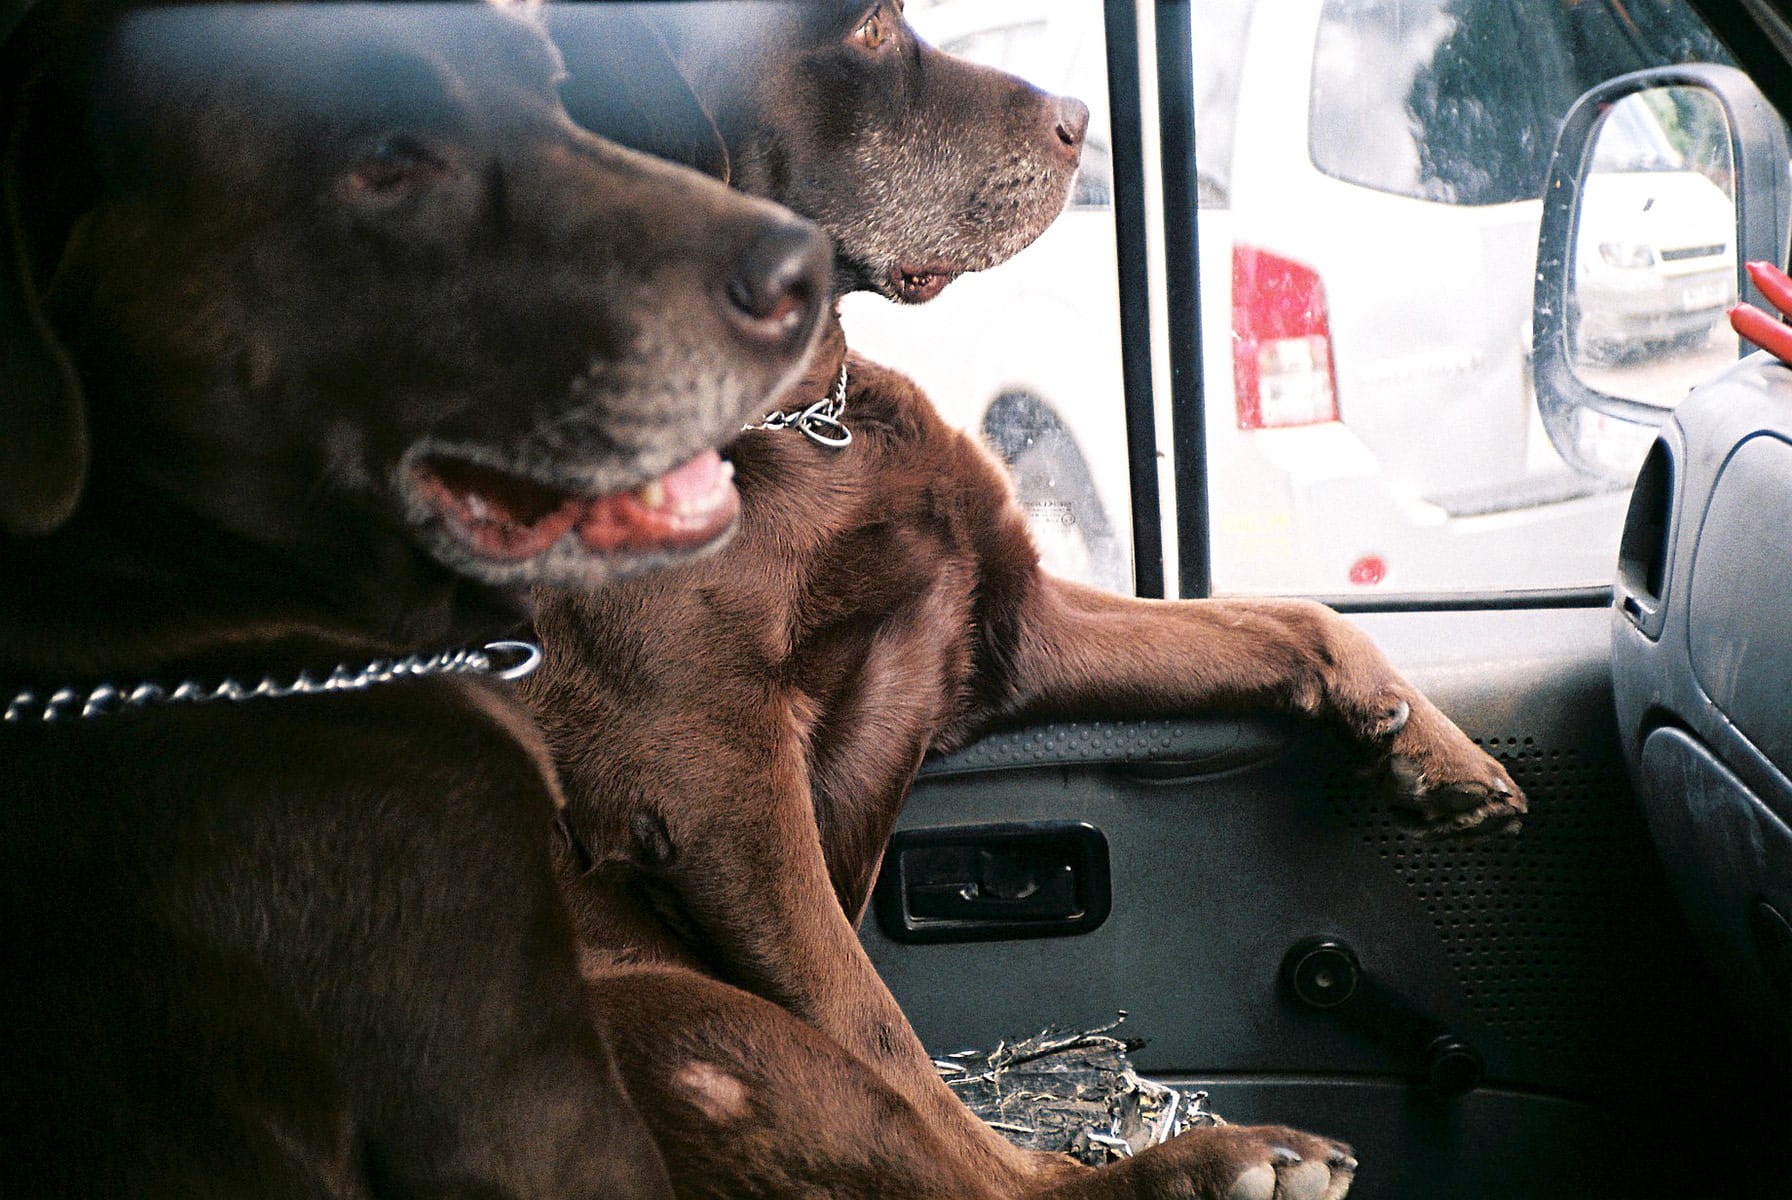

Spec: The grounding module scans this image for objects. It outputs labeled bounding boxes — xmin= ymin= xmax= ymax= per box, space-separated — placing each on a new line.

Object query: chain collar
xmin=741 ymin=360 xmax=850 ymax=448
xmin=3 ymin=639 xmax=543 ymax=726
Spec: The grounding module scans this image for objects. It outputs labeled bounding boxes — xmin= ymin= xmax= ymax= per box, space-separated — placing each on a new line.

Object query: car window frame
xmin=1102 ymin=0 xmax=1167 ymax=598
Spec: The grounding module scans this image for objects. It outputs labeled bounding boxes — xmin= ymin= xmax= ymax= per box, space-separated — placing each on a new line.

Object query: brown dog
xmin=0 ymin=4 xmax=831 ymax=1195
xmin=525 ymin=4 xmax=1539 ymax=1197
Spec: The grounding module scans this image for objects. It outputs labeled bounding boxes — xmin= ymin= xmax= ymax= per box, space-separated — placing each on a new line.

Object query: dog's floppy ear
xmin=0 ymin=40 xmax=94 ymax=537
xmin=546 ymin=5 xmax=730 ymax=182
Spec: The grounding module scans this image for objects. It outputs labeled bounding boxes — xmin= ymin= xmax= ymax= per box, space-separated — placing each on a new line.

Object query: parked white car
xmin=1574 ymin=92 xmax=1737 ymax=359
xmin=843 ymin=0 xmax=1737 ymax=595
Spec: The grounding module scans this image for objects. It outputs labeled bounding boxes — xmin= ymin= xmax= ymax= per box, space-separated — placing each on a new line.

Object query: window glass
xmin=1308 ymin=0 xmax=1584 ymax=205
xmin=838 ymin=0 xmax=1133 ymax=595
xmin=1200 ymin=0 xmax=1764 ymax=596
xmin=1309 ymin=0 xmax=1734 ymax=207
xmin=1192 ymin=0 xmax=1255 ymax=208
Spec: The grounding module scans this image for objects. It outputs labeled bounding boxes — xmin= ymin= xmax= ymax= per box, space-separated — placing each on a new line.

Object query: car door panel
xmin=864 ymin=606 xmax=1772 ymax=1198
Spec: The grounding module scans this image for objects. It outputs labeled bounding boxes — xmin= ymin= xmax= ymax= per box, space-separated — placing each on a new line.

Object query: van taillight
xmin=1232 ymin=244 xmax=1341 ymax=430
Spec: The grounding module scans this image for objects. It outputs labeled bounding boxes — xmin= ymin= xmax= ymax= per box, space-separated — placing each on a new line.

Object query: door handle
xmin=907 ymin=850 xmax=1081 ymax=922
xmin=874 ymin=822 xmax=1111 ymax=944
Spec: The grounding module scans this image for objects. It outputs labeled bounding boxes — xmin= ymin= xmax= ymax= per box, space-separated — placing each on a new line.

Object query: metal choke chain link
xmin=4 ymin=640 xmax=543 ymax=725
xmin=742 ymin=361 xmax=851 ymax=448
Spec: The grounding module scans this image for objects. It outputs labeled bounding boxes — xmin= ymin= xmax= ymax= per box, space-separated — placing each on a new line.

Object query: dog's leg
xmin=592 ymin=708 xmax=1079 ymax=1190
xmin=590 ymin=964 xmax=1022 ymax=1200
xmin=984 ymin=574 xmax=1525 ymax=836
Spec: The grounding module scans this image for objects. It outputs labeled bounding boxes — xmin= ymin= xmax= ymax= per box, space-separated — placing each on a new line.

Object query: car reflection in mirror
xmin=1571 ymin=89 xmax=1739 ymax=407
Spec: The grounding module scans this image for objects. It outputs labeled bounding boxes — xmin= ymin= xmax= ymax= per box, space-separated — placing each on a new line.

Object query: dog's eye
xmin=850 ymin=4 xmax=890 ymax=52
xmin=344 ymin=135 xmax=445 ymax=200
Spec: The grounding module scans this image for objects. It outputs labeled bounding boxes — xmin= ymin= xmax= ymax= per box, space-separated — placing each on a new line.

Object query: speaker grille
xmin=1320 ymin=735 xmax=1706 ymax=1094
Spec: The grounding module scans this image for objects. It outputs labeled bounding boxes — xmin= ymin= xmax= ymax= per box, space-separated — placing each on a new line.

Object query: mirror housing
xmin=1534 ymin=64 xmax=1790 ymax=481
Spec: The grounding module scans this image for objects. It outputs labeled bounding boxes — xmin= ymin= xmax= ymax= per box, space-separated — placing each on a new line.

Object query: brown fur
xmin=0 ymin=5 xmax=833 ymax=1196
xmin=525 ymin=3 xmax=1526 ymax=1196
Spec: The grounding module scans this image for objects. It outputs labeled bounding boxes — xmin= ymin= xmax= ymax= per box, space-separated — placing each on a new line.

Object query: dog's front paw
xmin=1383 ymin=704 xmax=1526 ymax=837
xmin=1108 ymin=1124 xmax=1356 ymax=1200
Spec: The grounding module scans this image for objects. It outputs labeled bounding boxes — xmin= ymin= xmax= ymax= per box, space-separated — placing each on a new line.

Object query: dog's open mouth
xmin=410 ymin=450 xmax=739 ymax=566
xmin=890 ymin=264 xmax=963 ymax=304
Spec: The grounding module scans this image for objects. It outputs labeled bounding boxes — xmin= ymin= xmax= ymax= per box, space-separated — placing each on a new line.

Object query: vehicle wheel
xmin=980 ymin=390 xmax=1129 ymax=593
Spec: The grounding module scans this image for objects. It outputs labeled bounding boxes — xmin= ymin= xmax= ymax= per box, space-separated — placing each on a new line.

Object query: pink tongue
xmin=657 ymin=449 xmax=725 ymax=506
xmin=574 ymin=449 xmax=737 ymax=554
xmin=416 ymin=449 xmax=737 ymax=562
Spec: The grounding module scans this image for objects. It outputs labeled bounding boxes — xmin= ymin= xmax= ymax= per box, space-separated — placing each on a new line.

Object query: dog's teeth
xmin=465 ymin=493 xmax=495 ymax=521
xmin=721 ymin=460 xmax=736 ymax=482
xmin=636 ymin=479 xmax=668 ymax=509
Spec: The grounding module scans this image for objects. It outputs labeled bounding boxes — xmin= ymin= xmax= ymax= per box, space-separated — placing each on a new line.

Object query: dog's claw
xmin=1431 ymin=782 xmax=1497 ymax=815
xmin=1376 ymin=708 xmax=1528 ymax=838
xmin=1407 ymin=798 xmax=1526 ymax=839
xmin=1484 ymin=776 xmax=1522 ymax=807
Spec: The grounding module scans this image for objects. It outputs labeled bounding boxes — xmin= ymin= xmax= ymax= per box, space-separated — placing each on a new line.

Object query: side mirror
xmin=1534 ymin=64 xmax=1790 ymax=482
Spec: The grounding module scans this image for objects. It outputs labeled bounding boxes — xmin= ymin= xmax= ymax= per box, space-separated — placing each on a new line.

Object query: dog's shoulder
xmin=2 ymin=675 xmax=566 ymax=850
xmin=841 ymin=352 xmax=1035 ymax=553
xmin=839 ymin=353 xmax=951 ymax=444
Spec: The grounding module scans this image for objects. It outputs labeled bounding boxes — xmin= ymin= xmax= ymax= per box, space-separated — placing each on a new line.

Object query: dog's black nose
xmin=1053 ymin=97 xmax=1091 ymax=157
xmin=723 ymin=222 xmax=829 ymax=349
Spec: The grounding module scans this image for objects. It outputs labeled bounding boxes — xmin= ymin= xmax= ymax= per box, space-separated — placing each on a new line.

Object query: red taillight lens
xmin=1231 ymin=244 xmax=1341 ymax=430
xmin=1348 ymin=554 xmax=1388 ymax=587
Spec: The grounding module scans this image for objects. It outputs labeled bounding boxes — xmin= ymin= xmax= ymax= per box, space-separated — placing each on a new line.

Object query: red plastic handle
xmin=1732 ymin=261 xmax=1792 ymax=362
